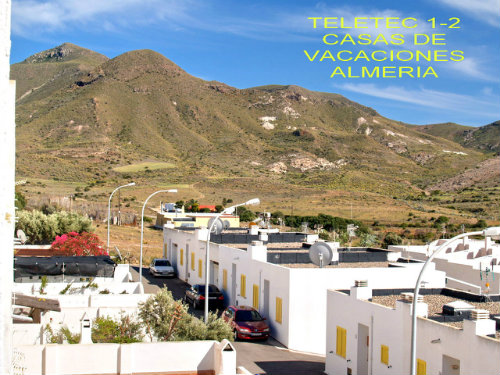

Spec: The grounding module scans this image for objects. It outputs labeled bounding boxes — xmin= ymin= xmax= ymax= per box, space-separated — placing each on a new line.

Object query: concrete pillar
xmin=215 ymin=339 xmax=236 ymax=375
xmin=248 ymin=241 xmax=267 ymax=262
xmin=0 ymin=1 xmax=14 ymax=374
xmin=79 ymin=313 xmax=93 ymax=344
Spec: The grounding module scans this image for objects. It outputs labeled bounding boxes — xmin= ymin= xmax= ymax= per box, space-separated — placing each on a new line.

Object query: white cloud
xmin=446 ymin=57 xmax=500 ymax=82
xmin=433 ymin=0 xmax=500 ymax=27
xmin=12 ymin=0 xmax=196 ymax=36
xmin=336 ymin=83 xmax=499 ymax=118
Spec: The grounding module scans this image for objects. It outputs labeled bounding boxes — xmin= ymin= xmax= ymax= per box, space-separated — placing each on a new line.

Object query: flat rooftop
xmin=372 ymin=293 xmax=500 ymax=334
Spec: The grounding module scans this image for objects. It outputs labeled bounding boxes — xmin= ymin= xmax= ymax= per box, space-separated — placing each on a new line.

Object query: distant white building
xmin=164 ymin=226 xmax=446 ymax=355
xmin=325 ymin=284 xmax=500 ymax=375
xmin=391 ymin=237 xmax=500 ymax=294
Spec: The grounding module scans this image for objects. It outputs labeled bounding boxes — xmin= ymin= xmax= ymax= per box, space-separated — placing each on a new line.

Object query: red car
xmin=222 ymin=305 xmax=270 ymax=340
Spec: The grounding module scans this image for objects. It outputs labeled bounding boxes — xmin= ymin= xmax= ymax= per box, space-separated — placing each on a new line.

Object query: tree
xmin=16 ymin=210 xmax=93 ymax=244
xmin=51 ymin=232 xmax=108 ymax=256
xmin=138 ymin=288 xmax=232 ymax=342
xmin=237 ymin=206 xmax=256 ymax=222
xmin=383 ymin=232 xmax=403 ymax=247
xmin=359 ymin=233 xmax=378 ymax=247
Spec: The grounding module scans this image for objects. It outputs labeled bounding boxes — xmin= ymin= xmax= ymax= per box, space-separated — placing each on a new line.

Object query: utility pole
xmin=118 ymin=189 xmax=121 ymax=225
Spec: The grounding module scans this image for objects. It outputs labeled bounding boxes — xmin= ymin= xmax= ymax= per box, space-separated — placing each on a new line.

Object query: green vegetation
xmin=11 ymin=43 xmax=499 ymax=225
xmin=44 ymin=324 xmax=81 ymax=344
xmin=92 ymin=315 xmax=143 ymax=343
xmin=113 ymin=162 xmax=175 ymax=173
xmin=139 ymin=288 xmax=232 ymax=342
xmin=16 ymin=210 xmax=93 ymax=244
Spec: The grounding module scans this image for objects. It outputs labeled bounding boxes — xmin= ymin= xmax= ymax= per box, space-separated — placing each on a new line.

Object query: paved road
xmin=130 ymin=266 xmax=325 ymax=375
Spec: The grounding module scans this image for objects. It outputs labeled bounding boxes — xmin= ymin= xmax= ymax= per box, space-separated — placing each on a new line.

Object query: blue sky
xmin=10 ymin=0 xmax=500 ymax=126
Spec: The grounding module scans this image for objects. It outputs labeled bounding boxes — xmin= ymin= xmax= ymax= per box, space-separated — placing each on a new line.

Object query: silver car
xmin=149 ymin=258 xmax=175 ymax=278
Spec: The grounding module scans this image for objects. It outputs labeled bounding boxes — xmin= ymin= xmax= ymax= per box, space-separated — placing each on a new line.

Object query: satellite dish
xmin=208 ymin=217 xmax=224 ymax=235
xmin=223 ymin=220 xmax=230 ymax=230
xmin=309 ymin=242 xmax=334 ymax=268
xmin=16 ymin=229 xmax=27 ymax=244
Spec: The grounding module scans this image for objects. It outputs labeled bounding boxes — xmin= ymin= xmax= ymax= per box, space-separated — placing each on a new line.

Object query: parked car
xmin=149 ymin=258 xmax=175 ymax=278
xmin=184 ymin=284 xmax=224 ymax=309
xmin=222 ymin=305 xmax=270 ymax=340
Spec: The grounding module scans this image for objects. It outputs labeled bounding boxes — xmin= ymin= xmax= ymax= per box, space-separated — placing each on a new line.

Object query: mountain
xmin=412 ymin=121 xmax=500 ymax=154
xmin=11 ymin=43 xmax=109 ymax=102
xmin=12 ymin=44 xmax=498 ymax=221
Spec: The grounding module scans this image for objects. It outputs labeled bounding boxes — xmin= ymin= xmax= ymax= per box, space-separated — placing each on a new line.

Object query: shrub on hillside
xmin=16 ymin=210 xmax=93 ymax=244
xmin=383 ymin=232 xmax=403 ymax=247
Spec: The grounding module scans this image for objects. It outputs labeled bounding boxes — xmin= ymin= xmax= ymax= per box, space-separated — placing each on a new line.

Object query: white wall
xmin=394 ymin=241 xmax=500 ymax=294
xmin=165 ymin=228 xmax=445 ymax=355
xmin=13 ymin=294 xmax=152 ymax=344
xmin=16 ymin=340 xmax=232 ymax=375
xmin=0 ymin=0 xmax=15 ymax=372
xmin=325 ymin=289 xmax=500 ymax=375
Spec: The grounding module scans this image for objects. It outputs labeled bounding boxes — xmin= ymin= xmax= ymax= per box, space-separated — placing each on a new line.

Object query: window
xmin=336 ymin=326 xmax=346 ymax=358
xmin=253 ymin=284 xmax=259 ymax=309
xmin=381 ymin=345 xmax=389 ymax=365
xmin=240 ymin=274 xmax=246 ymax=298
xmin=276 ymin=297 xmax=282 ymax=324
xmin=223 ymin=269 xmax=227 ymax=290
xmin=191 ymin=253 xmax=195 ymax=271
xmin=417 ymin=359 xmax=426 ymax=375
xmin=180 ymin=249 xmax=184 ymax=266
xmin=198 ymin=259 xmax=202 ymax=278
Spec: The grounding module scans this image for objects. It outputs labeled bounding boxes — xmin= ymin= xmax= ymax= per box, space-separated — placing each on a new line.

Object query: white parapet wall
xmin=392 ymin=239 xmax=500 ymax=294
xmin=13 ymin=294 xmax=152 ymax=345
xmin=16 ymin=340 xmax=236 ymax=375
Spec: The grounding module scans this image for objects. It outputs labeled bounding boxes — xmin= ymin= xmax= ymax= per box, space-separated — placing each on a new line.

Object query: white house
xmin=391 ymin=237 xmax=500 ymax=294
xmin=325 ymin=285 xmax=500 ymax=375
xmin=164 ymin=226 xmax=446 ymax=355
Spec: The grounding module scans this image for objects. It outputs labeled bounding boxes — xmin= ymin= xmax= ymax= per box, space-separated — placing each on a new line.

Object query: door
xmin=185 ymin=244 xmax=189 ymax=282
xmin=442 ymin=355 xmax=460 ymax=375
xmin=231 ymin=263 xmax=237 ymax=304
xmin=357 ymin=323 xmax=369 ymax=375
xmin=210 ymin=261 xmax=219 ymax=285
xmin=263 ymin=279 xmax=270 ymax=318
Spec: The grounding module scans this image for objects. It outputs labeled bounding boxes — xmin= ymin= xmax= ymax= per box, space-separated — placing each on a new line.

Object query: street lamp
xmin=204 ymin=198 xmax=260 ymax=323
xmin=410 ymin=226 xmax=500 ymax=375
xmin=107 ymin=182 xmax=135 ymax=250
xmin=139 ymin=189 xmax=178 ymax=283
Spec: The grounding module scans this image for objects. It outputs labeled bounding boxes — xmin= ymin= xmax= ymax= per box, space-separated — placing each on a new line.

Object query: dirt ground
xmin=94 ymin=222 xmax=164 ymax=266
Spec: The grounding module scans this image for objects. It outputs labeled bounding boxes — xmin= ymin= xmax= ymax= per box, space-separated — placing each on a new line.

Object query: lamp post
xmin=139 ymin=189 xmax=178 ymax=283
xmin=107 ymin=182 xmax=135 ymax=250
xmin=204 ymin=198 xmax=260 ymax=323
xmin=410 ymin=226 xmax=500 ymax=375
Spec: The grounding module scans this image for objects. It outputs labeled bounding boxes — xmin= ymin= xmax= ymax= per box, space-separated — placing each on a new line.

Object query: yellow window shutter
xmin=191 ymin=253 xmax=195 ymax=271
xmin=417 ymin=359 xmax=426 ymax=375
xmin=198 ymin=259 xmax=202 ymax=278
xmin=341 ymin=328 xmax=346 ymax=358
xmin=381 ymin=345 xmax=389 ymax=365
xmin=276 ymin=297 xmax=282 ymax=323
xmin=336 ymin=326 xmax=346 ymax=358
xmin=240 ymin=274 xmax=246 ymax=297
xmin=223 ymin=269 xmax=227 ymax=290
xmin=253 ymin=284 xmax=259 ymax=309
xmin=180 ymin=249 xmax=184 ymax=265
